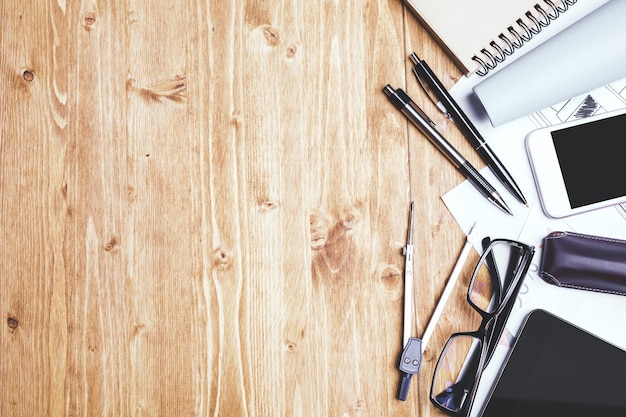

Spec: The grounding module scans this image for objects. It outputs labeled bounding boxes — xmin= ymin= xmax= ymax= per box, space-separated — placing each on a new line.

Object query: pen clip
xmin=411 ymin=66 xmax=451 ymax=118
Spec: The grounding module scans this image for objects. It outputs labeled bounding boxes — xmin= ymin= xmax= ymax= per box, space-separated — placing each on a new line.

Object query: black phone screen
xmin=478 ymin=310 xmax=626 ymax=417
xmin=551 ymin=112 xmax=626 ymax=209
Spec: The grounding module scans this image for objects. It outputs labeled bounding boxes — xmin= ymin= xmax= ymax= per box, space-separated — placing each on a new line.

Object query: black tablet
xmin=477 ymin=309 xmax=626 ymax=417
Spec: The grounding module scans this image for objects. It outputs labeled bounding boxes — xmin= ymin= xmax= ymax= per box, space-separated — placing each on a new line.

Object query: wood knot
xmin=133 ymin=323 xmax=146 ymax=337
xmin=126 ymin=185 xmax=137 ymax=203
xmin=422 ymin=346 xmax=436 ymax=362
xmin=230 ymin=111 xmax=242 ymax=126
xmin=262 ymin=25 xmax=280 ymax=46
xmin=341 ymin=211 xmax=358 ymax=231
xmin=380 ymin=266 xmax=402 ymax=299
xmin=135 ymin=76 xmax=187 ymax=102
xmin=286 ymin=42 xmax=299 ymax=58
xmin=353 ymin=399 xmax=366 ymax=411
xmin=104 ymin=236 xmax=118 ymax=251
xmin=22 ymin=70 xmax=34 ymax=82
xmin=259 ymin=199 xmax=279 ymax=211
xmin=213 ymin=246 xmax=233 ymax=269
xmin=83 ymin=12 xmax=97 ymax=30
xmin=309 ymin=209 xmax=332 ymax=250
xmin=284 ymin=341 xmax=297 ymax=352
xmin=7 ymin=317 xmax=19 ymax=330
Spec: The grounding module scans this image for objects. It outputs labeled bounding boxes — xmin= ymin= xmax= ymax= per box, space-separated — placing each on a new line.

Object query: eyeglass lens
xmin=469 ymin=240 xmax=520 ymax=314
xmin=432 ymin=334 xmax=483 ymax=413
xmin=431 ymin=240 xmax=530 ymax=414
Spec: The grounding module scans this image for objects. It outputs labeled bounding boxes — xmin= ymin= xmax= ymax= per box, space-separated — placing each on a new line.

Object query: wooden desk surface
xmin=1 ymin=1 xmax=487 ymax=416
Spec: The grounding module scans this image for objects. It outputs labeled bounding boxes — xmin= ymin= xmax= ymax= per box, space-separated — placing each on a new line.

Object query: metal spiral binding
xmin=473 ymin=0 xmax=578 ymax=76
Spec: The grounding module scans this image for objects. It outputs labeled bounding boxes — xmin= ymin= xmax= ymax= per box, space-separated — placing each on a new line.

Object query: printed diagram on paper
xmin=529 ymin=77 xmax=626 ymax=126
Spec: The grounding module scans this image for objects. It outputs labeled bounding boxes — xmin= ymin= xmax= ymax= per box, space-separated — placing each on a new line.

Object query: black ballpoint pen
xmin=410 ymin=53 xmax=528 ymax=206
xmin=383 ymin=85 xmax=512 ymax=215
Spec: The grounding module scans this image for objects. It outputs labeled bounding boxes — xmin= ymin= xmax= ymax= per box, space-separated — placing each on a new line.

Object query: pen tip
xmin=516 ymin=194 xmax=528 ymax=207
xmin=492 ymin=193 xmax=513 ymax=216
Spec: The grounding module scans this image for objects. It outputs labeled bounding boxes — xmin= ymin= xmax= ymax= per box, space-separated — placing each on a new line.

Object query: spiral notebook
xmin=403 ymin=0 xmax=607 ymax=76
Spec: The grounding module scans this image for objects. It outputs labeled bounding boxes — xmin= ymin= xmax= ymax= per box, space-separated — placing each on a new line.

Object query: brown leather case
xmin=540 ymin=231 xmax=626 ymax=296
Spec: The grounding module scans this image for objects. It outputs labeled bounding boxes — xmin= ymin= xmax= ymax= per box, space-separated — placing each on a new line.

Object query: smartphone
xmin=526 ymin=108 xmax=626 ymax=218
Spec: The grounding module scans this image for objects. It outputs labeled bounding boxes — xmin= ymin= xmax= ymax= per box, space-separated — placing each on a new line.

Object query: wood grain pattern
xmin=1 ymin=1 xmax=478 ymax=416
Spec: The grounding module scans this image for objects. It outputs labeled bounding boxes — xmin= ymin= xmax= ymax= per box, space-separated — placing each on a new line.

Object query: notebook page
xmin=404 ymin=0 xmax=605 ymax=75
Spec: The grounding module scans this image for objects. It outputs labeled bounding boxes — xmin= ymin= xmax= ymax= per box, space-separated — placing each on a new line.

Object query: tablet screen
xmin=478 ymin=310 xmax=626 ymax=417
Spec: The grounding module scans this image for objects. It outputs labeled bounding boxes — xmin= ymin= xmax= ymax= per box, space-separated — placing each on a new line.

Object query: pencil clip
xmin=411 ymin=66 xmax=451 ymax=118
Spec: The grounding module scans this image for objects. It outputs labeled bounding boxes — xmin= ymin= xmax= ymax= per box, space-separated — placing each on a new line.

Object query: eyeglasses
xmin=430 ymin=238 xmax=535 ymax=416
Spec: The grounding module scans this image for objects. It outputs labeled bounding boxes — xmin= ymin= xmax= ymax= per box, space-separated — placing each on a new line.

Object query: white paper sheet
xmin=440 ymin=74 xmax=626 ymax=417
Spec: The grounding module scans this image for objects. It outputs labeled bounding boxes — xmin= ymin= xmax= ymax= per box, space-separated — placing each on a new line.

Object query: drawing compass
xmin=397 ymin=202 xmax=422 ymax=401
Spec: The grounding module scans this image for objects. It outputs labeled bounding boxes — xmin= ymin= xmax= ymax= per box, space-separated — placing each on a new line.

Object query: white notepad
xmin=473 ymin=0 xmax=626 ymax=126
xmin=402 ymin=0 xmax=606 ymax=76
